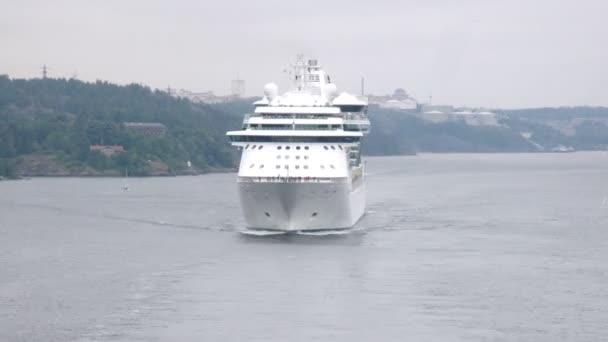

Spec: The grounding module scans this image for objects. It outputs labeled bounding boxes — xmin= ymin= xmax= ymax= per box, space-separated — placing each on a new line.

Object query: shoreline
xmin=3 ymin=151 xmax=606 ymax=180
xmin=0 ymin=167 xmax=237 ymax=181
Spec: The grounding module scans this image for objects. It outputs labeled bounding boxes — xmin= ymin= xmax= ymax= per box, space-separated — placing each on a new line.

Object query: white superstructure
xmin=227 ymin=56 xmax=371 ymax=232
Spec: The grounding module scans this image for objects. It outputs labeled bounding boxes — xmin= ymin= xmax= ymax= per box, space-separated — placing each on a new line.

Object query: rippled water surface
xmin=1 ymin=153 xmax=607 ymax=341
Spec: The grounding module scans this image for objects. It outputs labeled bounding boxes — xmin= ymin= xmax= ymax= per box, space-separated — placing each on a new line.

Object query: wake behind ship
xmin=227 ymin=56 xmax=370 ymax=232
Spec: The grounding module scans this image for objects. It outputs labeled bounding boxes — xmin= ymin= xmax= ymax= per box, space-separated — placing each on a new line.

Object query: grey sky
xmin=1 ymin=0 xmax=607 ymax=108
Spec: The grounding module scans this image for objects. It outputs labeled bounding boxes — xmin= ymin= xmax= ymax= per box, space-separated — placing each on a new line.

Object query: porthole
xmin=320 ymin=165 xmax=325 ymax=169
xmin=304 ymin=156 xmax=309 ymax=160
xmin=304 ymin=146 xmax=309 ymax=150
xmin=284 ymin=165 xmax=289 ymax=169
xmin=277 ymin=155 xmax=281 ymax=159
xmin=338 ymin=145 xmax=343 ymax=150
xmin=259 ymin=145 xmax=264 ymax=150
xmin=312 ymin=212 xmax=318 ymax=217
xmin=285 ymin=155 xmax=289 ymax=159
xmin=296 ymin=146 xmax=301 ymax=150
xmin=286 ymin=146 xmax=291 ymax=150
xmin=330 ymin=145 xmax=335 ymax=150
xmin=259 ymin=164 xmax=264 ymax=169
xmin=295 ymin=165 xmax=300 ymax=169
xmin=245 ymin=144 xmax=250 ymax=149
xmin=265 ymin=212 xmax=271 ymax=217
xmin=276 ymin=165 xmax=280 ymax=169
xmin=304 ymin=165 xmax=309 ymax=169
xmin=323 ymin=146 xmax=328 ymax=150
xmin=277 ymin=146 xmax=282 ymax=150
xmin=249 ymin=164 xmax=255 ymax=168
xmin=296 ymin=156 xmax=300 ymax=160
xmin=252 ymin=145 xmax=257 ymax=149
xmin=330 ymin=165 xmax=335 ymax=169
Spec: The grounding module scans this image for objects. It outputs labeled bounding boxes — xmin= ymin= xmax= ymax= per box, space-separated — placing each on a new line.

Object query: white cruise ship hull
xmin=238 ymin=181 xmax=365 ymax=232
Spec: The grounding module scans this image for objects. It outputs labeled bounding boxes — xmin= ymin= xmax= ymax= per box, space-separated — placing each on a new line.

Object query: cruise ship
xmin=227 ymin=56 xmax=370 ymax=233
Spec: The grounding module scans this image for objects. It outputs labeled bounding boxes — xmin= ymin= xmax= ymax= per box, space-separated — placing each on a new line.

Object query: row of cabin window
xmin=244 ymin=144 xmax=344 ymax=150
xmin=252 ymin=105 xmax=366 ymax=113
xmin=277 ymin=145 xmax=343 ymax=150
xmin=231 ymin=136 xmax=360 ymax=143
xmin=248 ymin=164 xmax=336 ymax=170
xmin=277 ymin=145 xmax=308 ymax=150
xmin=275 ymin=165 xmax=335 ymax=170
xmin=248 ymin=124 xmax=342 ymax=130
xmin=244 ymin=144 xmax=264 ymax=150
xmin=278 ymin=155 xmax=308 ymax=160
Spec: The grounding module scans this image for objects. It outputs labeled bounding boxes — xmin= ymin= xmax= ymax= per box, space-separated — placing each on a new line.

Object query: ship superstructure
xmin=227 ymin=56 xmax=370 ymax=232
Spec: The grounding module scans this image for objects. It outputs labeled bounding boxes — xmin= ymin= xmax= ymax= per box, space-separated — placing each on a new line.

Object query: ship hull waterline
xmin=238 ymin=181 xmax=365 ymax=232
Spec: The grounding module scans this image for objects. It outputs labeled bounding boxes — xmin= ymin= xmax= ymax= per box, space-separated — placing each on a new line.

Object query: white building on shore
xmin=418 ymin=105 xmax=498 ymax=126
xmin=369 ymin=88 xmax=418 ymax=111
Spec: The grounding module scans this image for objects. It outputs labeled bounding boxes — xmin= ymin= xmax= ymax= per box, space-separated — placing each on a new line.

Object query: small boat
xmin=122 ymin=168 xmax=130 ymax=191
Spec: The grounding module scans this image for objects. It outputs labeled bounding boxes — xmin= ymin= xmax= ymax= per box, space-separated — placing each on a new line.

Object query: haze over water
xmin=1 ymin=153 xmax=607 ymax=341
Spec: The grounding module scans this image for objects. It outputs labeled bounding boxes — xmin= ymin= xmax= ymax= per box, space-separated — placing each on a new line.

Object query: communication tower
xmin=231 ymin=78 xmax=245 ymax=97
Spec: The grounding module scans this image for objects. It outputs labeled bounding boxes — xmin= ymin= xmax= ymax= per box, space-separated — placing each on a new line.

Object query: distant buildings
xmin=368 ymin=88 xmax=498 ymax=126
xmin=124 ymin=122 xmax=167 ymax=137
xmin=167 ymin=78 xmax=246 ymax=104
xmin=419 ymin=105 xmax=498 ymax=126
xmin=168 ymin=89 xmax=226 ymax=104
xmin=231 ymin=78 xmax=245 ymax=97
xmin=89 ymin=145 xmax=124 ymax=156
xmin=369 ymin=88 xmax=418 ymax=111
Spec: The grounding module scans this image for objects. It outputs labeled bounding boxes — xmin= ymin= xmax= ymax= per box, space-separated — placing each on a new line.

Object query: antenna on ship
xmin=292 ymin=53 xmax=306 ymax=91
xmin=360 ymin=77 xmax=365 ymax=96
xmin=41 ymin=64 xmax=48 ymax=79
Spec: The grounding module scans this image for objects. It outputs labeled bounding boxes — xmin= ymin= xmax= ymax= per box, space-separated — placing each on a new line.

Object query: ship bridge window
xmin=339 ymin=105 xmax=365 ymax=113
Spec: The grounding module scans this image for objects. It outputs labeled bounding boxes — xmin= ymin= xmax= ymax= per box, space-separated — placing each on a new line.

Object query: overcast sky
xmin=1 ymin=0 xmax=607 ymax=108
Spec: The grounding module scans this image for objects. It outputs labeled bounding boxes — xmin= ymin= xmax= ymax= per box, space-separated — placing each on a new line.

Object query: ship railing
xmin=244 ymin=113 xmax=340 ymax=121
xmin=238 ymin=176 xmax=348 ymax=184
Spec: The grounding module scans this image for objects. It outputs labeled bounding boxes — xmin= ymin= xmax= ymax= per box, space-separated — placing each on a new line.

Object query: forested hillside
xmin=0 ymin=76 xmax=241 ymax=178
xmin=364 ymin=106 xmax=533 ymax=155
xmin=2 ymin=75 xmax=608 ymax=179
xmin=364 ymin=105 xmax=608 ymax=155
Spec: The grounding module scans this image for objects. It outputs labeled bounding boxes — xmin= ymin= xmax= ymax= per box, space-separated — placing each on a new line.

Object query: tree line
xmin=0 ymin=76 xmax=241 ymax=178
